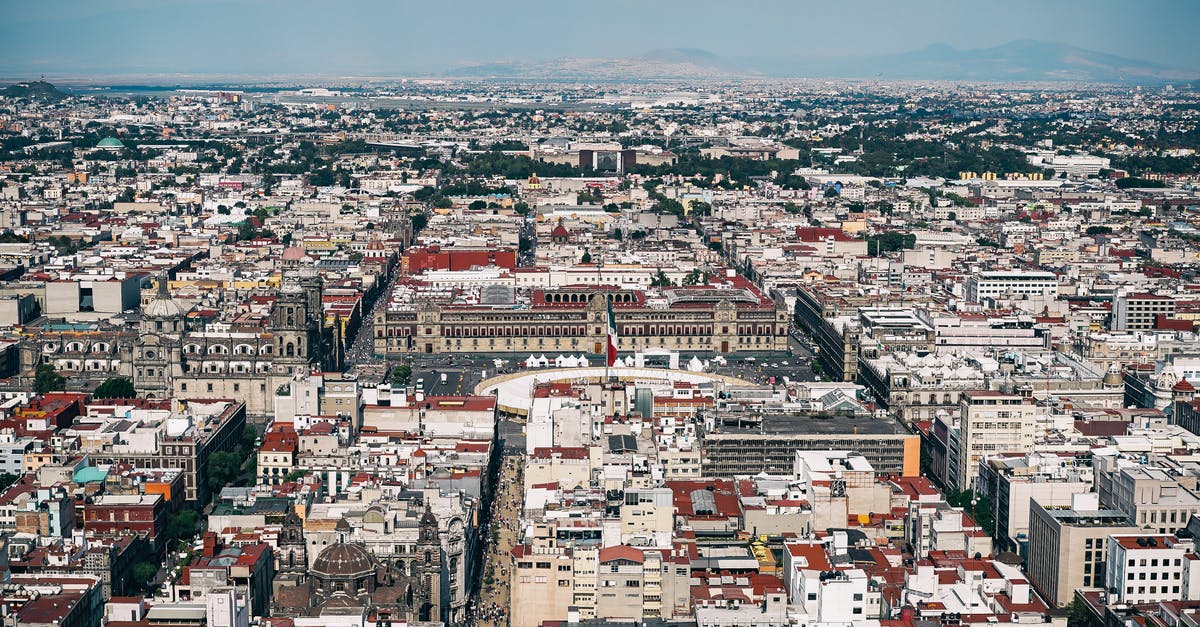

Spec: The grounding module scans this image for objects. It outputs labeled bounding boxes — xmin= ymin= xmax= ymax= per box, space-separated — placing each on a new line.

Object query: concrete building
xmin=956 ymin=390 xmax=1038 ymax=492
xmin=1113 ymin=292 xmax=1177 ymax=331
xmin=977 ymin=452 xmax=1094 ymax=553
xmin=699 ymin=412 xmax=920 ymax=477
xmin=1107 ymin=533 xmax=1200 ymax=605
xmin=965 ymin=270 xmax=1059 ymax=304
xmin=1025 ymin=494 xmax=1137 ymax=607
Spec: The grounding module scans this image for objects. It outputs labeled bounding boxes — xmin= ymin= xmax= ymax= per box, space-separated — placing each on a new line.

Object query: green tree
xmin=393 ymin=365 xmax=413 ymax=385
xmin=1086 ymin=225 xmax=1114 ymax=236
xmin=164 ymin=509 xmax=199 ymax=545
xmin=650 ymin=270 xmax=673 ymax=287
xmin=241 ymin=424 xmax=258 ymax=455
xmin=92 ymin=377 xmax=136 ymax=399
xmin=33 ymin=364 xmax=65 ymax=394
xmin=1067 ymin=597 xmax=1095 ymax=627
xmin=261 ymin=172 xmax=277 ymax=195
xmin=411 ymin=213 xmax=429 ymax=233
xmin=131 ymin=561 xmax=159 ymax=593
xmin=206 ymin=451 xmax=243 ymax=493
xmin=0 ymin=473 xmax=18 ymax=490
xmin=468 ymin=200 xmax=488 ymax=211
xmin=513 ymin=201 xmax=531 ymax=216
xmin=581 ymin=250 xmax=592 ymax=264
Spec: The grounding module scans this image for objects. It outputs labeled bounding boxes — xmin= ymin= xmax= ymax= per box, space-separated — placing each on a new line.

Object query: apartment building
xmin=955 ymin=390 xmax=1038 ymax=492
xmin=1113 ymin=292 xmax=1177 ymax=331
xmin=1106 ymin=534 xmax=1200 ymax=605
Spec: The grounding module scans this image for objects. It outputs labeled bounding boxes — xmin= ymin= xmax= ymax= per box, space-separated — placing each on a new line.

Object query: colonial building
xmin=271 ymin=505 xmax=446 ymax=623
xmin=374 ymin=279 xmax=789 ymax=357
xmin=19 ymin=271 xmax=333 ymax=417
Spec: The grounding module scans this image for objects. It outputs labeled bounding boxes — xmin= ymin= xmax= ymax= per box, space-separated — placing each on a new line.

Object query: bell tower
xmin=415 ymin=505 xmax=442 ymax=623
xmin=271 ymin=277 xmax=311 ymax=373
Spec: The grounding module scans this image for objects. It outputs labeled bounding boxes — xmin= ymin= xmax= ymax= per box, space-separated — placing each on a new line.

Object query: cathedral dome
xmin=313 ymin=542 xmax=375 ymax=581
xmin=143 ymin=274 xmax=185 ymax=318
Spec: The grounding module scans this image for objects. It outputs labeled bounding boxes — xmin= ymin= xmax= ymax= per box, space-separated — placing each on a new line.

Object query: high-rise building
xmin=956 ymin=390 xmax=1038 ymax=492
xmin=1026 ymin=494 xmax=1137 ymax=607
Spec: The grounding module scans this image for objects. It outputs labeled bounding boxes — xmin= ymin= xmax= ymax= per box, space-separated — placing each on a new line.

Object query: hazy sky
xmin=2 ymin=0 xmax=1197 ymax=77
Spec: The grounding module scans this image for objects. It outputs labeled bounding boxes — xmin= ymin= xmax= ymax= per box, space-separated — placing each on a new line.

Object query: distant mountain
xmin=1 ymin=80 xmax=67 ymax=100
xmin=446 ymin=48 xmax=753 ymax=80
xmin=447 ymin=41 xmax=1189 ymax=83
xmin=749 ymin=40 xmax=1191 ymax=83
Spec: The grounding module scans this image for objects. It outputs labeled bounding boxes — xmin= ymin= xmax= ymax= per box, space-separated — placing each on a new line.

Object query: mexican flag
xmin=606 ymin=297 xmax=618 ymax=367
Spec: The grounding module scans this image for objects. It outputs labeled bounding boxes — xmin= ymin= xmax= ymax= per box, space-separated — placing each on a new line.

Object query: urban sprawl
xmin=0 ymin=79 xmax=1198 ymax=627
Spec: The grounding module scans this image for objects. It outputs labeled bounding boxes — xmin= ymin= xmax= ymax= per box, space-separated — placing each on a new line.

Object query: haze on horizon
xmin=2 ymin=0 xmax=1198 ymax=79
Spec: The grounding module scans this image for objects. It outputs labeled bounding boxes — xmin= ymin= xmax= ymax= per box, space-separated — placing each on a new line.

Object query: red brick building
xmin=83 ymin=493 xmax=166 ymax=553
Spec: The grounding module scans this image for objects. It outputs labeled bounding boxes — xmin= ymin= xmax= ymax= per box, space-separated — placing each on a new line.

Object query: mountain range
xmin=448 ymin=40 xmax=1195 ymax=83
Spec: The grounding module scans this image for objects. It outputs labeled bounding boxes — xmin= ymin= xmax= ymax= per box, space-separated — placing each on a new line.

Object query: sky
xmin=1 ymin=0 xmax=1198 ymax=78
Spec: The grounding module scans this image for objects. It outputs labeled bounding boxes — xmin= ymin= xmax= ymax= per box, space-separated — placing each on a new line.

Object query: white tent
xmin=687 ymin=356 xmax=705 ymax=372
xmin=524 ymin=354 xmax=540 ymax=368
xmin=554 ymin=354 xmax=572 ymax=368
xmin=535 ymin=354 xmax=550 ymax=367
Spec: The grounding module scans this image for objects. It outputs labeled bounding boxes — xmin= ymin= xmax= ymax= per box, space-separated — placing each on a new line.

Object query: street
xmin=471 ymin=453 xmax=524 ymax=627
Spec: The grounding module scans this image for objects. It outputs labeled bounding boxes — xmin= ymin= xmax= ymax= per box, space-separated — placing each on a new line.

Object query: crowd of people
xmin=468 ymin=454 xmax=524 ymax=627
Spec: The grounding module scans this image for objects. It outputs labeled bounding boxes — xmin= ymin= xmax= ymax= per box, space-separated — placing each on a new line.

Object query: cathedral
xmin=21 ymin=270 xmax=334 ymax=416
xmin=272 ymin=507 xmax=445 ymax=623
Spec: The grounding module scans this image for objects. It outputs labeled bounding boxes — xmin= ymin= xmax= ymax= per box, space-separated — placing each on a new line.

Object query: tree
xmin=1086 ymin=225 xmax=1113 ymax=236
xmin=513 ymin=201 xmax=531 ymax=216
xmin=650 ymin=270 xmax=673 ymax=287
xmin=411 ymin=213 xmax=429 ymax=233
xmin=1115 ymin=177 xmax=1166 ymax=189
xmin=0 ymin=473 xmax=18 ymax=490
xmin=612 ymin=228 xmax=623 ymax=241
xmin=241 ymin=424 xmax=258 ymax=454
xmin=393 ymin=365 xmax=413 ymax=385
xmin=468 ymin=200 xmax=487 ymax=211
xmin=131 ymin=561 xmax=159 ymax=593
xmin=92 ymin=377 xmax=135 ymax=399
xmin=1067 ymin=597 xmax=1095 ymax=627
xmin=581 ymin=250 xmax=592 ymax=264
xmin=206 ymin=451 xmax=243 ymax=493
xmin=164 ymin=509 xmax=199 ymax=545
xmin=33 ymin=364 xmax=65 ymax=394
xmin=261 ymin=172 xmax=277 ymax=195
xmin=947 ymin=211 xmax=957 ymax=222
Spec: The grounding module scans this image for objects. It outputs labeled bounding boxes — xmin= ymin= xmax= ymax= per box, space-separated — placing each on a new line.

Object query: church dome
xmin=313 ymin=542 xmax=375 ymax=580
xmin=96 ymin=137 xmax=125 ymax=148
xmin=143 ymin=274 xmax=185 ymax=318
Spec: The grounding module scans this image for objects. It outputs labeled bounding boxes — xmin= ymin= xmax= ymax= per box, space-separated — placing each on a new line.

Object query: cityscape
xmin=1 ymin=2 xmax=1200 ymax=627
